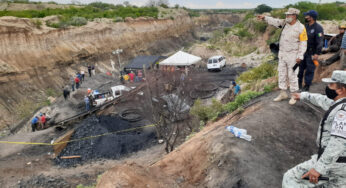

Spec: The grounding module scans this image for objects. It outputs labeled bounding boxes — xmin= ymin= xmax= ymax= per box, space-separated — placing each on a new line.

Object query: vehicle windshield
xmin=213 ymin=59 xmax=218 ymax=63
xmin=208 ymin=59 xmax=212 ymax=64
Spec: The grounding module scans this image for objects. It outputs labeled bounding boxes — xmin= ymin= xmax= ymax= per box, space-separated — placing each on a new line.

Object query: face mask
xmin=285 ymin=17 xmax=293 ymax=23
xmin=305 ymin=18 xmax=310 ymax=23
xmin=325 ymin=86 xmax=338 ymax=100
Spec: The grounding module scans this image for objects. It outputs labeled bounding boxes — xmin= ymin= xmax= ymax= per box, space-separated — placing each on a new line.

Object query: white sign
xmin=331 ymin=110 xmax=346 ymax=139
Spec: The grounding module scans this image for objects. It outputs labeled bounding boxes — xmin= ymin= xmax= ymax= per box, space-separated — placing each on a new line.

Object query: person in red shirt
xmin=128 ymin=71 xmax=135 ymax=83
xmin=75 ymin=77 xmax=80 ymax=89
xmin=40 ymin=113 xmax=46 ymax=129
xmin=137 ymin=70 xmax=143 ymax=81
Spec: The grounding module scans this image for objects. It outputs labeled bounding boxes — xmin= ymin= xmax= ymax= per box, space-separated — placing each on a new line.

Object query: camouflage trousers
xmin=282 ymin=154 xmax=346 ymax=188
xmin=278 ymin=52 xmax=299 ymax=92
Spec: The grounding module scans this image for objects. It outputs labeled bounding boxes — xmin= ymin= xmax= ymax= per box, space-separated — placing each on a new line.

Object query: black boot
xmin=298 ymin=82 xmax=303 ymax=91
xmin=302 ymin=85 xmax=310 ymax=92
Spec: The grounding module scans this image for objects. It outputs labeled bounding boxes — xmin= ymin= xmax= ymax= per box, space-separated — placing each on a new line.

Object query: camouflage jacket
xmin=264 ymin=16 xmax=307 ymax=60
xmin=301 ymin=92 xmax=346 ymax=174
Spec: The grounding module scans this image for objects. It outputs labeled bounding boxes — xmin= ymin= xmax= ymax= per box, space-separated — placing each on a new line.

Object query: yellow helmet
xmin=339 ymin=25 xmax=346 ymax=29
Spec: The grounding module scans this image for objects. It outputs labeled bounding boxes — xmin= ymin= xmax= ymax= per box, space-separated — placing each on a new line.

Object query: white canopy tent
xmin=159 ymin=51 xmax=201 ymax=66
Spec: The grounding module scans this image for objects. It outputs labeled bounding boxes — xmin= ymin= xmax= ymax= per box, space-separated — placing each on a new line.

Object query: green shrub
xmin=0 ymin=4 xmax=159 ymax=20
xmin=235 ymin=28 xmax=253 ymax=39
xmin=190 ymin=98 xmax=225 ymax=123
xmin=263 ymin=83 xmax=278 ymax=93
xmin=254 ymin=4 xmax=272 ymax=14
xmin=187 ymin=10 xmax=200 ymax=17
xmin=244 ymin=12 xmax=254 ymax=21
xmin=46 ymin=21 xmax=60 ymax=28
xmin=31 ymin=19 xmax=42 ymax=28
xmin=209 ymin=30 xmax=224 ymax=44
xmin=237 ymin=62 xmax=277 ymax=84
xmin=285 ymin=2 xmax=346 ymax=21
xmin=224 ymin=91 xmax=264 ymax=112
xmin=253 ymin=21 xmax=267 ymax=33
xmin=159 ymin=4 xmax=169 ymax=8
xmin=69 ymin=16 xmax=87 ymax=26
xmin=223 ymin=27 xmax=231 ymax=34
xmin=113 ymin=16 xmax=123 ymax=22
xmin=266 ymin=28 xmax=281 ymax=45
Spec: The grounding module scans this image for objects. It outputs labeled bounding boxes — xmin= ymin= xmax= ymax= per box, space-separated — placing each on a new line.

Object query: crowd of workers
xmin=120 ymin=70 xmax=143 ymax=84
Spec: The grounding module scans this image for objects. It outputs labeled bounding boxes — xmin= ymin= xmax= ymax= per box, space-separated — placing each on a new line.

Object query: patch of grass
xmin=113 ymin=16 xmax=123 ymax=22
xmin=45 ymin=88 xmax=59 ymax=97
xmin=224 ymin=91 xmax=264 ymax=112
xmin=244 ymin=12 xmax=255 ymax=21
xmin=15 ymin=99 xmax=40 ymax=119
xmin=187 ymin=9 xmax=200 ymax=17
xmin=209 ymin=30 xmax=224 ymax=44
xmin=253 ymin=21 xmax=267 ymax=33
xmin=266 ymin=28 xmax=281 ymax=45
xmin=69 ymin=16 xmax=87 ymax=26
xmin=223 ymin=27 xmax=231 ymax=34
xmin=237 ymin=61 xmax=277 ymax=84
xmin=287 ymin=1 xmax=346 ymax=21
xmin=190 ymin=98 xmax=225 ymax=123
xmin=235 ymin=28 xmax=253 ymax=39
xmin=0 ymin=4 xmax=159 ymax=28
xmin=31 ymin=19 xmax=42 ymax=28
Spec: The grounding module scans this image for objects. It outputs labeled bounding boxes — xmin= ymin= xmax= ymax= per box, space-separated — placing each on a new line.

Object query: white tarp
xmin=159 ymin=51 xmax=201 ymax=66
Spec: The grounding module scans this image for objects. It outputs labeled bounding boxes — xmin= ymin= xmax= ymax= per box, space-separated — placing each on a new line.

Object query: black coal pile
xmin=55 ymin=115 xmax=157 ymax=167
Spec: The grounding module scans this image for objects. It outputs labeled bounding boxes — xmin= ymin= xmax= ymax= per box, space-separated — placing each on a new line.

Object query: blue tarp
xmin=124 ymin=56 xmax=166 ymax=72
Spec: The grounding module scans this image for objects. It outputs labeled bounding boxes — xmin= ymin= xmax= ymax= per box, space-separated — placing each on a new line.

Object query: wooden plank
xmin=53 ymin=129 xmax=74 ymax=157
xmin=60 ymin=155 xmax=81 ymax=159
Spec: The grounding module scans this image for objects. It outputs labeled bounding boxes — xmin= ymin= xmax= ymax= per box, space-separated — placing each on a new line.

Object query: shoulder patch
xmin=300 ymin=27 xmax=308 ymax=41
xmin=331 ymin=110 xmax=346 ymax=139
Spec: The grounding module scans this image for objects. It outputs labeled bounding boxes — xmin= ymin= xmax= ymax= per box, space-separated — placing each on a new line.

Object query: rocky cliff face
xmin=0 ymin=13 xmax=243 ymax=130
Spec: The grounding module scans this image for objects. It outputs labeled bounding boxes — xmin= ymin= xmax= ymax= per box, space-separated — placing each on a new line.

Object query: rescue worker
xmin=232 ymin=81 xmax=241 ymax=96
xmin=320 ymin=25 xmax=345 ymax=66
xmin=88 ymin=64 xmax=92 ymax=77
xmin=137 ymin=70 xmax=143 ymax=81
xmin=298 ymin=10 xmax=324 ymax=92
xmin=84 ymin=96 xmax=90 ymax=111
xmin=63 ymin=86 xmax=70 ymax=100
xmin=75 ymin=76 xmax=80 ymax=89
xmin=283 ymin=70 xmax=346 ymax=187
xmin=70 ymin=76 xmax=75 ymax=92
xmin=258 ymin=8 xmax=307 ymax=105
xmin=40 ymin=113 xmax=46 ymax=129
xmin=31 ymin=116 xmax=39 ymax=132
xmin=322 ymin=25 xmax=345 ymax=53
xmin=128 ymin=71 xmax=135 ymax=83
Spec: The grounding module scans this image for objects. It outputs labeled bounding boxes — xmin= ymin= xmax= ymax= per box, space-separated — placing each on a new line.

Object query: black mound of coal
xmin=55 ymin=115 xmax=157 ymax=167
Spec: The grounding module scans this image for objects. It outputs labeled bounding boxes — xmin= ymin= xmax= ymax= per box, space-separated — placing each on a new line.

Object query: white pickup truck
xmin=91 ymin=85 xmax=133 ymax=107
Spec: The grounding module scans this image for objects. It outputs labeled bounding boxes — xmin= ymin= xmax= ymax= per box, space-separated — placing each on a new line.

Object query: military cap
xmin=322 ymin=70 xmax=346 ymax=84
xmin=285 ymin=8 xmax=300 ymax=15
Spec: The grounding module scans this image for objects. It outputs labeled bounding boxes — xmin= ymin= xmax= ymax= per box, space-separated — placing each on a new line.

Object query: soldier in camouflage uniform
xmin=282 ymin=70 xmax=346 ymax=188
xmin=258 ymin=8 xmax=308 ymax=105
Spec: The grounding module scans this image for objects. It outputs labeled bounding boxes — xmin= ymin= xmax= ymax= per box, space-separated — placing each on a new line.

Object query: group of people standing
xmin=30 ymin=113 xmax=46 ymax=132
xmin=258 ymin=8 xmax=346 ymax=188
xmin=121 ymin=70 xmax=143 ymax=84
xmin=258 ymin=8 xmax=345 ymax=105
